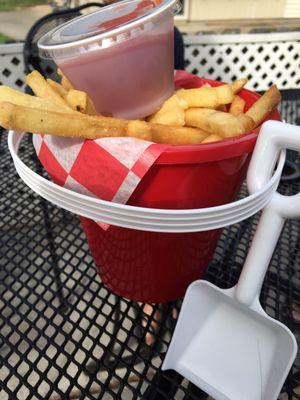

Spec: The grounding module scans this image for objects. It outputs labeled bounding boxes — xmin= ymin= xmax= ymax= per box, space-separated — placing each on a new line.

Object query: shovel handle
xmin=236 ymin=121 xmax=300 ymax=306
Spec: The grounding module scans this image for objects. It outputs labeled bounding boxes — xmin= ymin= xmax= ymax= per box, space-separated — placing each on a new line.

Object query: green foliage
xmin=0 ymin=0 xmax=45 ymax=12
xmin=0 ymin=32 xmax=13 ymax=43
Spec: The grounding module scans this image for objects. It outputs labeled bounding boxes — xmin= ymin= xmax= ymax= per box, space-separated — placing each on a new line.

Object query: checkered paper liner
xmin=33 ymin=71 xmax=205 ymax=227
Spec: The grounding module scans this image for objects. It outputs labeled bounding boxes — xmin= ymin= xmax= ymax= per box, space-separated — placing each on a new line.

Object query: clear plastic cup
xmin=38 ymin=0 xmax=178 ymax=119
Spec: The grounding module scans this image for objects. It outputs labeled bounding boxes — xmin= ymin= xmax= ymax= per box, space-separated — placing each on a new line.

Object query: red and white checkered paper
xmin=33 ymin=71 xmax=205 ymax=227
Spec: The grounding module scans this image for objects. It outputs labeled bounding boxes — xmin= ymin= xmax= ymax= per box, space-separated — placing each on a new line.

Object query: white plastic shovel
xmin=162 ymin=121 xmax=300 ymax=400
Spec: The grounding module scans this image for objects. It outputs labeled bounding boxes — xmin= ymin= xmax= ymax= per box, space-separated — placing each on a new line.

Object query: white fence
xmin=184 ymin=32 xmax=300 ymax=91
xmin=0 ymin=32 xmax=300 ymax=91
xmin=0 ymin=43 xmax=25 ymax=91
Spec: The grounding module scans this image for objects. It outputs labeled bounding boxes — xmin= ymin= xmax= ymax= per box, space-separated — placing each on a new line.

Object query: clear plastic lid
xmin=38 ymin=0 xmax=179 ymax=59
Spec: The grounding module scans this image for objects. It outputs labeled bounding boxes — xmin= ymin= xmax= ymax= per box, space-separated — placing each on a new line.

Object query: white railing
xmin=0 ymin=32 xmax=300 ymax=91
xmin=0 ymin=43 xmax=25 ymax=91
xmin=184 ymin=32 xmax=300 ymax=91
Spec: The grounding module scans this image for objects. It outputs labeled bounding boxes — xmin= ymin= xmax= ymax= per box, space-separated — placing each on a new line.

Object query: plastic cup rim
xmin=37 ymin=0 xmax=178 ymax=56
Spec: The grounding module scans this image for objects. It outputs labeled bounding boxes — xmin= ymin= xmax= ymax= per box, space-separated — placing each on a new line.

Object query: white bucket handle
xmin=236 ymin=120 xmax=300 ymax=306
xmin=248 ymin=120 xmax=300 ymax=218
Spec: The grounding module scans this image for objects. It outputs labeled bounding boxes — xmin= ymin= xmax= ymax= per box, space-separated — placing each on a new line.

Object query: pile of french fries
xmin=0 ymin=69 xmax=281 ymax=145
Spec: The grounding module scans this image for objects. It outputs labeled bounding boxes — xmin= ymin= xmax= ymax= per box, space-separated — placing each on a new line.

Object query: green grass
xmin=0 ymin=32 xmax=13 ymax=43
xmin=0 ymin=0 xmax=45 ymax=12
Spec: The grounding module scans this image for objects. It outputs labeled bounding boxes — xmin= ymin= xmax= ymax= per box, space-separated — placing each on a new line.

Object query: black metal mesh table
xmin=1 ymin=95 xmax=300 ymax=400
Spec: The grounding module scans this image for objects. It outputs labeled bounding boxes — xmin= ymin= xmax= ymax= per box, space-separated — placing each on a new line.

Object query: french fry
xmin=229 ymin=95 xmax=246 ymax=116
xmin=57 ymin=68 xmax=74 ymax=91
xmin=177 ymin=84 xmax=234 ymax=108
xmin=0 ymin=86 xmax=74 ymax=114
xmin=127 ymin=120 xmax=152 ymax=141
xmin=52 ymin=71 xmax=98 ymax=115
xmin=46 ymin=79 xmax=99 ymax=115
xmin=94 ymin=115 xmax=209 ymax=144
xmin=246 ymin=85 xmax=281 ymax=127
xmin=201 ymin=134 xmax=222 ymax=143
xmin=185 ymin=108 xmax=255 ymax=137
xmin=47 ymin=79 xmax=68 ymax=98
xmin=150 ymin=124 xmax=209 ymax=145
xmin=25 ymin=71 xmax=71 ymax=109
xmin=185 ymin=108 xmax=214 ymax=129
xmin=148 ymin=93 xmax=187 ymax=126
xmin=90 ymin=114 xmax=127 ymax=129
xmin=0 ymin=67 xmax=281 ymax=146
xmin=237 ymin=114 xmax=256 ymax=133
xmin=0 ymin=101 xmax=211 ymax=145
xmin=127 ymin=121 xmax=209 ymax=146
xmin=151 ymin=107 xmax=185 ymax=126
xmin=0 ymin=102 xmax=127 ymax=139
xmin=231 ymin=78 xmax=248 ymax=94
xmin=66 ymin=89 xmax=87 ymax=113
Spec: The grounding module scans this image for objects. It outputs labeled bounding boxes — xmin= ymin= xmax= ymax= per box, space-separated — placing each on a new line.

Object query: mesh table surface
xmin=1 ymin=96 xmax=300 ymax=400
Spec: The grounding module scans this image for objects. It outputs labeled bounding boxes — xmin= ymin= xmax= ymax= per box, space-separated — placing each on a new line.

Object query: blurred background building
xmin=176 ymin=0 xmax=300 ymax=33
xmin=0 ymin=0 xmax=299 ymax=42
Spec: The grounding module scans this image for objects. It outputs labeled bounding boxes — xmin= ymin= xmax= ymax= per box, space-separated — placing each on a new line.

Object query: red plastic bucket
xmin=81 ymin=76 xmax=280 ymax=303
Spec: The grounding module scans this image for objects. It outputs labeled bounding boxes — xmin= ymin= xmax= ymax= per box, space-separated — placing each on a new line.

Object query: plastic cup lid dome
xmin=38 ymin=0 xmax=179 ymax=59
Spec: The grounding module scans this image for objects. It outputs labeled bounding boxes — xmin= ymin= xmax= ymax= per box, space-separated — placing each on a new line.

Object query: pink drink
xmin=39 ymin=0 xmax=177 ymax=119
xmin=58 ymin=18 xmax=174 ymax=118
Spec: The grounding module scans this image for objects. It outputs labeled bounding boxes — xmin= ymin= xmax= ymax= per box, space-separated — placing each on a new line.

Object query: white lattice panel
xmin=184 ymin=32 xmax=300 ymax=91
xmin=0 ymin=43 xmax=25 ymax=91
xmin=0 ymin=34 xmax=300 ymax=93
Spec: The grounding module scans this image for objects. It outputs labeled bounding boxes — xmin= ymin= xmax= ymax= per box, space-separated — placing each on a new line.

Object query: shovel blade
xmin=163 ymin=281 xmax=297 ymax=400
